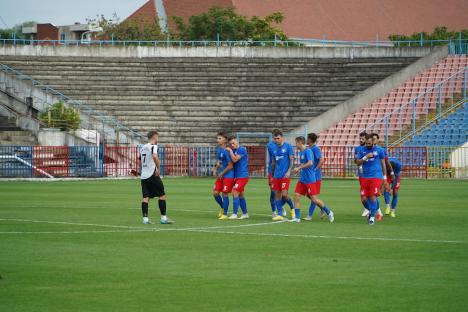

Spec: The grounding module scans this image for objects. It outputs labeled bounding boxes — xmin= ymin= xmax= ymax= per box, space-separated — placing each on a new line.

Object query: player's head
xmin=365 ymin=133 xmax=373 ymax=148
xmin=295 ymin=136 xmax=306 ymax=150
xmin=359 ymin=132 xmax=367 ymax=146
xmin=227 ymin=136 xmax=239 ymax=149
xmin=147 ymin=130 xmax=159 ymax=144
xmin=272 ymin=129 xmax=284 ymax=145
xmin=371 ymin=133 xmax=380 ymax=146
xmin=307 ymin=133 xmax=318 ymax=145
xmin=217 ymin=132 xmax=228 ymax=146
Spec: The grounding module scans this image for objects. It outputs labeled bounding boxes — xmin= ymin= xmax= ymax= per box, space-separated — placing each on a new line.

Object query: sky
xmin=0 ymin=0 xmax=148 ymax=28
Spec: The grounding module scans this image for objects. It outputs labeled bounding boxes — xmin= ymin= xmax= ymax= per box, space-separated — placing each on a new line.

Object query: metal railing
xmin=391 ymin=98 xmax=467 ymax=146
xmin=1 ymin=37 xmax=467 ymax=53
xmin=0 ymin=64 xmax=145 ymax=145
xmin=364 ymin=66 xmax=467 ymax=147
xmin=1 ymin=144 xmax=467 ymax=179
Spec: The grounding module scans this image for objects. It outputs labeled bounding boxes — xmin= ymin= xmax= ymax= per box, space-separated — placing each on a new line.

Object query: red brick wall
xmin=36 ymin=23 xmax=59 ymax=40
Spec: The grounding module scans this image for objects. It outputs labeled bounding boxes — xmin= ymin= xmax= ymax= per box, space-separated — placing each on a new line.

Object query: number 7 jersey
xmin=139 ymin=143 xmax=159 ymax=179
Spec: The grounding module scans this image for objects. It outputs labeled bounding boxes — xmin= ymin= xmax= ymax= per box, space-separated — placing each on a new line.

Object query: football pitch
xmin=1 ymin=178 xmax=467 ymax=312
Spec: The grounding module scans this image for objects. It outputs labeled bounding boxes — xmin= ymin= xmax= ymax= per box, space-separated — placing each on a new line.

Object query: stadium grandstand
xmin=0 ymin=0 xmax=467 ymax=180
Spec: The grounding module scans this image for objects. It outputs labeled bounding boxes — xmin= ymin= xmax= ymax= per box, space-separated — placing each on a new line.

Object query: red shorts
xmin=360 ymin=178 xmax=383 ymax=197
xmin=315 ymin=180 xmax=321 ymax=195
xmin=233 ymin=178 xmax=249 ymax=193
xmin=213 ymin=178 xmax=235 ymax=193
xmin=272 ymin=178 xmax=290 ymax=191
xmin=295 ymin=181 xmax=318 ymax=196
xmin=387 ymin=176 xmax=401 ymax=192
xmin=268 ymin=173 xmax=274 ymax=186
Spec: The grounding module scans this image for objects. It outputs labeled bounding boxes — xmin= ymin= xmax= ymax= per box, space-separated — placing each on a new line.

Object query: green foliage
xmin=87 ymin=13 xmax=165 ymax=41
xmin=0 ymin=21 xmax=37 ymax=39
xmin=39 ymin=102 xmax=80 ymax=131
xmin=389 ymin=26 xmax=468 ymax=46
xmin=171 ymin=6 xmax=290 ymax=44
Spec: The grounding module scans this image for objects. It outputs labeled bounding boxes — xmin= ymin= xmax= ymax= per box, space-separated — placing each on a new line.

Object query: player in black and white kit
xmin=140 ymin=130 xmax=174 ymax=224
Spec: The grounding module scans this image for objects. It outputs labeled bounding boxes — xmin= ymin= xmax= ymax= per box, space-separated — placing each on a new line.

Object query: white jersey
xmin=140 ymin=143 xmax=159 ymax=179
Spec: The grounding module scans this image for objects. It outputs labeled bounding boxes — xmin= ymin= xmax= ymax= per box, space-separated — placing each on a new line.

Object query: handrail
xmin=362 ymin=65 xmax=468 ymax=133
xmin=390 ymin=98 xmax=467 ymax=147
xmin=0 ymin=63 xmax=145 ymax=143
xmin=0 ymin=37 xmax=467 ymax=48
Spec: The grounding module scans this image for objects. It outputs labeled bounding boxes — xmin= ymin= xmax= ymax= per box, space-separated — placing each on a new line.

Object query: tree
xmin=39 ymin=102 xmax=80 ymax=131
xmin=0 ymin=21 xmax=37 ymax=39
xmin=171 ymin=6 xmax=289 ymax=43
xmin=87 ymin=13 xmax=165 ymax=41
xmin=389 ymin=26 xmax=468 ymax=46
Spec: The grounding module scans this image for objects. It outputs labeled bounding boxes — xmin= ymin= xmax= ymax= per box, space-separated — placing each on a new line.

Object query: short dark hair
xmin=365 ymin=133 xmax=373 ymax=140
xmin=307 ymin=133 xmax=318 ymax=143
xmin=217 ymin=132 xmax=228 ymax=139
xmin=371 ymin=133 xmax=379 ymax=139
xmin=272 ymin=129 xmax=283 ymax=137
xmin=295 ymin=136 xmax=306 ymax=144
xmin=227 ymin=136 xmax=236 ymax=142
xmin=147 ymin=130 xmax=159 ymax=139
xmin=359 ymin=131 xmax=367 ymax=137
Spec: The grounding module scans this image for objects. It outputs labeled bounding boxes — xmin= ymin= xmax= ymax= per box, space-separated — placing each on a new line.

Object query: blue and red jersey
xmin=273 ymin=142 xmax=294 ymax=179
xmin=299 ymin=148 xmax=316 ymax=184
xmin=217 ymin=147 xmax=234 ymax=178
xmin=354 ymin=145 xmax=365 ymax=177
xmin=266 ymin=142 xmax=276 ymax=175
xmin=356 ymin=146 xmax=385 ymax=179
xmin=232 ymin=146 xmax=249 ymax=178
xmin=388 ymin=157 xmax=402 ymax=176
xmin=309 ymin=144 xmax=322 ymax=181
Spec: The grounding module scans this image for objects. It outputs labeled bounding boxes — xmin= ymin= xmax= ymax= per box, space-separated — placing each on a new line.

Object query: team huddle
xmin=137 ymin=129 xmax=401 ymax=226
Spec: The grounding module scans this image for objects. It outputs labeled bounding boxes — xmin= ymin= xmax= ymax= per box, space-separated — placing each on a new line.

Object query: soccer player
xmin=139 ymin=130 xmax=174 ymax=224
xmin=355 ymin=132 xmax=371 ymax=217
xmin=371 ymin=133 xmax=394 ymax=220
xmin=293 ymin=136 xmax=334 ymax=223
xmin=384 ymin=157 xmax=402 ymax=217
xmin=303 ymin=133 xmax=325 ymax=220
xmin=212 ymin=132 xmax=235 ymax=220
xmin=226 ymin=137 xmax=250 ymax=220
xmin=271 ymin=129 xmax=295 ymax=221
xmin=267 ymin=129 xmax=286 ymax=217
xmin=355 ymin=133 xmax=387 ymax=225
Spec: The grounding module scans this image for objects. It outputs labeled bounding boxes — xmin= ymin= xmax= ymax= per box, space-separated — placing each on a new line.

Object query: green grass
xmin=0 ymin=178 xmax=467 ymax=312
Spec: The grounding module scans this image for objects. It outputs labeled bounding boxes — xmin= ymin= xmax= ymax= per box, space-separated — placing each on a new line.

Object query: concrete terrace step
xmin=0 ymin=54 xmax=419 ymax=144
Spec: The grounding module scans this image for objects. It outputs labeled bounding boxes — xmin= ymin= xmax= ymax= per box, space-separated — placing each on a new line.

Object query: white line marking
xmin=0 ymin=218 xmax=463 ymax=244
xmin=0 ymin=218 xmax=284 ymax=233
xmin=0 ymin=218 xmax=146 ymax=230
xmin=178 ymin=229 xmax=465 ymax=244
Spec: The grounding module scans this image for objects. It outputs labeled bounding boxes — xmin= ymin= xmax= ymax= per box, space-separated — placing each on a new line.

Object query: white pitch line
xmin=0 ymin=218 xmax=464 ymax=244
xmin=0 ymin=218 xmax=285 ymax=233
xmin=0 ymin=218 xmax=147 ymax=230
xmin=0 ymin=229 xmax=152 ymax=234
xmin=180 ymin=228 xmax=465 ymax=244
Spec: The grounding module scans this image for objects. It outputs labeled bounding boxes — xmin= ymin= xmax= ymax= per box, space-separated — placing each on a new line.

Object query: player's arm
xmin=271 ymin=158 xmax=276 ymax=175
xmin=316 ymin=157 xmax=324 ymax=169
xmin=226 ymin=147 xmax=241 ymax=163
xmin=293 ymin=159 xmax=312 ymax=175
xmin=386 ymin=157 xmax=394 ymax=177
xmin=381 ymin=158 xmax=387 ymax=179
xmin=217 ymin=161 xmax=233 ymax=179
xmin=285 ymin=154 xmax=294 ymax=178
xmin=212 ymin=160 xmax=220 ymax=176
xmin=356 ymin=152 xmax=374 ymax=165
xmin=152 ymin=153 xmax=161 ymax=176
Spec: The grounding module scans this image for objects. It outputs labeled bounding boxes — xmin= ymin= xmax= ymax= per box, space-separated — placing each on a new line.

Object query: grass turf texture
xmin=0 ymin=178 xmax=467 ymax=312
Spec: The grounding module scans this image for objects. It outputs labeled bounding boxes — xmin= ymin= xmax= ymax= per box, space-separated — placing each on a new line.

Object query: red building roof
xmin=126 ymin=0 xmax=468 ymax=41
